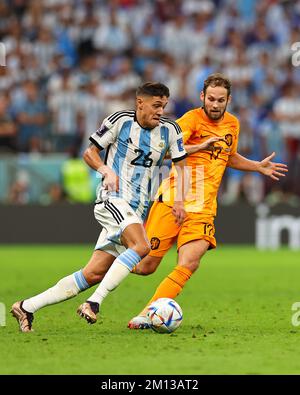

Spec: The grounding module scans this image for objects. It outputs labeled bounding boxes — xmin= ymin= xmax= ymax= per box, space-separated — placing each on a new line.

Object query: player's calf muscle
xmin=135 ymin=256 xmax=162 ymax=275
xmin=82 ymin=251 xmax=115 ymax=285
xmin=178 ymin=260 xmax=200 ymax=273
xmin=83 ymin=270 xmax=104 ymax=285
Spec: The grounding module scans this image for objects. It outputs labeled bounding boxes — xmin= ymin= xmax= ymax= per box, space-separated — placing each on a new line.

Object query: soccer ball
xmin=146 ymin=298 xmax=183 ymax=333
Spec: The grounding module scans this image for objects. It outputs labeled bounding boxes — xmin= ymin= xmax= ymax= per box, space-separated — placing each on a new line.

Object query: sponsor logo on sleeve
xmin=177 ymin=138 xmax=184 ymax=152
xmin=96 ymin=124 xmax=109 ymax=137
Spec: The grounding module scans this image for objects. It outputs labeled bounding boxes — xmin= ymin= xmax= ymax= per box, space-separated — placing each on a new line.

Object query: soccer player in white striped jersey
xmin=11 ymin=82 xmax=188 ymax=332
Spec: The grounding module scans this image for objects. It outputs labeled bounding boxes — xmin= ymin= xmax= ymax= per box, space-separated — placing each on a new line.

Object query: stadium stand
xmin=0 ymin=0 xmax=299 ymax=206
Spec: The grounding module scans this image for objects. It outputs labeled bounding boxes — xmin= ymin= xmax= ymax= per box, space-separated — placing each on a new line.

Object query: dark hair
xmin=203 ymin=73 xmax=231 ymax=96
xmin=136 ymin=82 xmax=170 ymax=98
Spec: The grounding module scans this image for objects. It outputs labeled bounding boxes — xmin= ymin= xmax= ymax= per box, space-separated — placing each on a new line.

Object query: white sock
xmin=87 ymin=249 xmax=141 ymax=305
xmin=22 ymin=270 xmax=90 ymax=313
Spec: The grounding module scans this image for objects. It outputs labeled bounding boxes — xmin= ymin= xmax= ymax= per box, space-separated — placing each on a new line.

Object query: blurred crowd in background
xmin=0 ymin=0 xmax=299 ymax=207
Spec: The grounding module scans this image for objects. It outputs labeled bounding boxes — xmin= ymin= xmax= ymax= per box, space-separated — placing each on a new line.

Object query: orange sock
xmin=139 ymin=265 xmax=192 ymax=316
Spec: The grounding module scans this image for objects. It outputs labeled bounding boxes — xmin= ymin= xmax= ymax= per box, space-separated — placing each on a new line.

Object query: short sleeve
xmin=230 ymin=119 xmax=240 ymax=155
xmin=168 ymin=121 xmax=188 ymax=163
xmin=176 ymin=111 xmax=195 ymax=144
xmin=89 ymin=113 xmax=119 ymax=150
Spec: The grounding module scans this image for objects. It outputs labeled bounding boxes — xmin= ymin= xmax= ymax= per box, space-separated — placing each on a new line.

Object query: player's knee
xmin=138 ymin=244 xmax=151 ymax=258
xmin=131 ymin=242 xmax=151 ymax=259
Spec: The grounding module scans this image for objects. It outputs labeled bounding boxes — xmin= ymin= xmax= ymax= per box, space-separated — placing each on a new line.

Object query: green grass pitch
xmin=0 ymin=245 xmax=299 ymax=375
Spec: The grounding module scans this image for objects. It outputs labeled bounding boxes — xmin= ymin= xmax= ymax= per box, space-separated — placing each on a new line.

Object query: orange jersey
xmin=158 ymin=107 xmax=240 ymax=216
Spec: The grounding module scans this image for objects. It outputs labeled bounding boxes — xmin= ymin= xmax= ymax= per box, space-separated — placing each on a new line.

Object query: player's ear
xmin=200 ymin=91 xmax=204 ymax=102
xmin=227 ymin=94 xmax=232 ymax=104
xmin=136 ymin=97 xmax=143 ymax=109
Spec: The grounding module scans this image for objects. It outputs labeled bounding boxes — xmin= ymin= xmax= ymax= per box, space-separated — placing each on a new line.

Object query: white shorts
xmin=94 ymin=197 xmax=142 ymax=257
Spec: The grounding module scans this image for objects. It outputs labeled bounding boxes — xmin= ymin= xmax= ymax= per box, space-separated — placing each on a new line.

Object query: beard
xmin=203 ymin=101 xmax=228 ymax=121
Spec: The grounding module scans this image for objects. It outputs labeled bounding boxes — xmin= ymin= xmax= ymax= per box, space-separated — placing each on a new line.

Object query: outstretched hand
xmin=258 ymin=152 xmax=288 ymax=181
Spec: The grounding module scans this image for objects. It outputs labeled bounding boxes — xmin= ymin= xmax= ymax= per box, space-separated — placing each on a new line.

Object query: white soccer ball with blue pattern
xmin=146 ymin=298 xmax=183 ymax=333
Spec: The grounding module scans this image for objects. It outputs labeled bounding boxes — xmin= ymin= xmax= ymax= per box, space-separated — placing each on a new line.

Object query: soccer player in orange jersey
xmin=128 ymin=73 xmax=288 ymax=329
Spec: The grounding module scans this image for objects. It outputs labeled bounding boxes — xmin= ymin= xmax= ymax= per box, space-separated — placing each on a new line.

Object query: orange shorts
xmin=145 ymin=201 xmax=216 ymax=258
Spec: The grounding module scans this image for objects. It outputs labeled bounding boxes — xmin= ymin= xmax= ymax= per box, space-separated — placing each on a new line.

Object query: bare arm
xmin=227 ymin=152 xmax=260 ymax=171
xmin=228 ymin=152 xmax=288 ymax=181
xmin=185 ymin=137 xmax=225 ymax=154
xmin=165 ymin=131 xmax=222 ymax=158
xmin=83 ymin=144 xmax=119 ymax=191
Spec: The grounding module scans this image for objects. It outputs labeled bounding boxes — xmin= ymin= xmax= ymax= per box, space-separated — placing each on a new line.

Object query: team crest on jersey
xmin=150 ymin=237 xmax=160 ymax=250
xmin=224 ymin=134 xmax=233 ymax=147
xmin=158 ymin=141 xmax=165 ymax=149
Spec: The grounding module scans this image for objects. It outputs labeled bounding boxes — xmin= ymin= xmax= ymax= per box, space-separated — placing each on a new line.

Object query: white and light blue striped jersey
xmin=89 ymin=110 xmax=187 ymax=220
